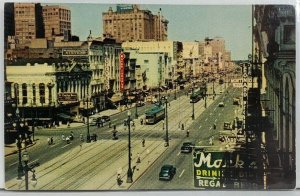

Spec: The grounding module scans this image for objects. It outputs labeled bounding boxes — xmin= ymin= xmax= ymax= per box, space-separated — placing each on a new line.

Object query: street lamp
xmin=191 ymin=83 xmax=195 ymax=120
xmin=17 ymin=150 xmax=38 ymax=190
xmin=174 ymin=81 xmax=177 ymax=100
xmin=204 ymin=83 xmax=207 ymax=109
xmin=86 ymin=96 xmax=91 ymax=143
xmin=135 ymin=88 xmax=138 ymax=119
xmin=161 ymin=96 xmax=169 ymax=147
xmin=126 ymin=111 xmax=133 ymax=183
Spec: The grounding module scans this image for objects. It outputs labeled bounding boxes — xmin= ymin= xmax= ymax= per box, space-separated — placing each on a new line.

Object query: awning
xmin=110 ymin=94 xmax=123 ymax=103
xmin=57 ymin=113 xmax=72 ymax=119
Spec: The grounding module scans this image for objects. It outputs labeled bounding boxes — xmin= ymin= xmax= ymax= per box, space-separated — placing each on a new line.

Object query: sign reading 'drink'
xmin=193 ymin=151 xmax=258 ymax=189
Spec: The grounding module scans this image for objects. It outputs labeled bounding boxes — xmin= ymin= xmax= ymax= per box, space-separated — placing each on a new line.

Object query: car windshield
xmin=183 ymin=142 xmax=192 ymax=146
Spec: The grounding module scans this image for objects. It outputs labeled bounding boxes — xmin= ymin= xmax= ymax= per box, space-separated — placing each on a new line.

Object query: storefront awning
xmin=110 ymin=94 xmax=123 ymax=103
xmin=57 ymin=113 xmax=72 ymax=119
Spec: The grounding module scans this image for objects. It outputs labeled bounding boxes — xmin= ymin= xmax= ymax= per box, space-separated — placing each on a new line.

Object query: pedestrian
xmin=67 ymin=121 xmax=70 ymax=128
xmin=209 ymin=137 xmax=213 ymax=146
xmin=47 ymin=137 xmax=51 ymax=145
xmin=213 ymin=123 xmax=216 ymax=130
xmin=61 ymin=134 xmax=65 ymax=141
xmin=186 ymin=129 xmax=190 ymax=137
xmin=50 ymin=137 xmax=53 ymax=145
xmin=181 ymin=123 xmax=185 ymax=130
xmin=136 ymin=153 xmax=141 ymax=163
xmin=140 ymin=118 xmax=143 ymax=125
xmin=117 ymin=173 xmax=122 ymax=186
xmin=66 ymin=136 xmax=70 ymax=144
xmin=113 ymin=124 xmax=116 ymax=131
xmin=142 ymin=138 xmax=145 ymax=147
xmin=80 ymin=133 xmax=84 ymax=142
xmin=93 ymin=133 xmax=98 ymax=142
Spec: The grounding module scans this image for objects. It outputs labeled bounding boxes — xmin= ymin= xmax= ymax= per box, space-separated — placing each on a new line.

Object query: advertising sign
xmin=62 ymin=49 xmax=88 ymax=56
xmin=242 ymin=63 xmax=249 ymax=131
xmin=194 ymin=151 xmax=258 ymax=189
xmin=58 ymin=93 xmax=78 ymax=104
xmin=120 ymin=52 xmax=125 ymax=92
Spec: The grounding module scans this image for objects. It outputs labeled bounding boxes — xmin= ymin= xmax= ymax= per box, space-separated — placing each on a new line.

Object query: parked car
xmin=159 ymin=165 xmax=176 ymax=181
xmin=136 ymin=101 xmax=145 ymax=107
xmin=180 ymin=142 xmax=194 ymax=153
xmin=101 ymin=115 xmax=111 ymax=122
xmin=218 ymin=102 xmax=225 ymax=107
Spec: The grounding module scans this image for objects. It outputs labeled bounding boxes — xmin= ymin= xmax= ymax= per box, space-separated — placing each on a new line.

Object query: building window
xmin=32 ymin=83 xmax=36 ymax=104
xmin=284 ymin=25 xmax=295 ymax=44
xmin=39 ymin=83 xmax=45 ymax=104
xmin=14 ymin=84 xmax=19 ymax=104
xmin=22 ymin=83 xmax=27 ymax=105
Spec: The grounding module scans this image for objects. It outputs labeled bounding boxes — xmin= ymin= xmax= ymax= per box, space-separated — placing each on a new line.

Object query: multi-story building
xmin=122 ymin=41 xmax=183 ymax=85
xmin=14 ymin=3 xmax=44 ymax=44
xmin=4 ymin=3 xmax=15 ymax=49
xmin=123 ymin=49 xmax=169 ymax=89
xmin=102 ymin=4 xmax=168 ymax=42
xmin=182 ymin=42 xmax=201 ymax=78
xmin=42 ymin=5 xmax=71 ymax=40
xmin=253 ymin=5 xmax=295 ymax=189
xmin=6 ymin=58 xmax=93 ymax=125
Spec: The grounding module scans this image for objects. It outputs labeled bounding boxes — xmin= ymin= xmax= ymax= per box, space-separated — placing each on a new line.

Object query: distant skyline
xmin=48 ymin=3 xmax=252 ymax=60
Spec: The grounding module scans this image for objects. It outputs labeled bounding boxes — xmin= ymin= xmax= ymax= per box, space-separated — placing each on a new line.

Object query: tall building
xmin=102 ymin=5 xmax=168 ymax=42
xmin=14 ymin=3 xmax=44 ymax=44
xmin=206 ymin=37 xmax=225 ymax=56
xmin=4 ymin=3 xmax=15 ymax=49
xmin=43 ymin=5 xmax=71 ymax=40
xmin=254 ymin=5 xmax=295 ymax=189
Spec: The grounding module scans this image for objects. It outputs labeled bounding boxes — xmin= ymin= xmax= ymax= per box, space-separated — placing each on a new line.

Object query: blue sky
xmin=56 ymin=4 xmax=252 ymax=60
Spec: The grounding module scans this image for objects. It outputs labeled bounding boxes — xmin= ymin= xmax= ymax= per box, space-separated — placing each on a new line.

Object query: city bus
xmin=145 ymin=106 xmax=165 ymax=124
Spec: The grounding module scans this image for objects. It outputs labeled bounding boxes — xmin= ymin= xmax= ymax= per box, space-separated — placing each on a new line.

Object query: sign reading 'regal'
xmin=120 ymin=52 xmax=125 ymax=92
xmin=193 ymin=151 xmax=258 ymax=189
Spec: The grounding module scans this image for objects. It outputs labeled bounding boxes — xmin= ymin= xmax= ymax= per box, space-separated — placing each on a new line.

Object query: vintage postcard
xmin=3 ymin=2 xmax=296 ymax=191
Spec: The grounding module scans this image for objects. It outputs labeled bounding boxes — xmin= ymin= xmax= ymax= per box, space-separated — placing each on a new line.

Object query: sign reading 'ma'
xmin=193 ymin=151 xmax=258 ymax=189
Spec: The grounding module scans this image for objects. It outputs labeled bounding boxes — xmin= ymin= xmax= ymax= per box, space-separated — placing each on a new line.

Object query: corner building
xmin=254 ymin=5 xmax=295 ymax=189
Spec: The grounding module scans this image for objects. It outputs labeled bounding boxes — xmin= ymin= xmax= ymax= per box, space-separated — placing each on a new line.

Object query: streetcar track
xmin=8 ymin=87 xmax=221 ymax=190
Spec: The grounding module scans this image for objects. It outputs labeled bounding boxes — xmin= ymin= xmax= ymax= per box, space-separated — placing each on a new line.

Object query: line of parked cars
xmin=88 ymin=115 xmax=111 ymax=126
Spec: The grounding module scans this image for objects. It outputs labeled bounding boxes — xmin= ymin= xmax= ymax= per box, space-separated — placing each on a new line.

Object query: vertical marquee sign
xmin=104 ymin=52 xmax=110 ymax=90
xmin=242 ymin=62 xmax=248 ymax=132
xmin=120 ymin=52 xmax=125 ymax=92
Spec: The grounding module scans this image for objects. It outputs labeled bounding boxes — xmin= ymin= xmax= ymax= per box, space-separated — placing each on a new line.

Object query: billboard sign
xmin=62 ymin=49 xmax=88 ymax=56
xmin=58 ymin=93 xmax=78 ymax=104
xmin=193 ymin=151 xmax=258 ymax=189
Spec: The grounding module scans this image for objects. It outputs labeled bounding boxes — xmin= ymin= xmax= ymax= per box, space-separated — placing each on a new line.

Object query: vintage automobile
xmin=159 ymin=165 xmax=176 ymax=181
xmin=180 ymin=142 xmax=195 ymax=153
